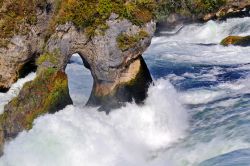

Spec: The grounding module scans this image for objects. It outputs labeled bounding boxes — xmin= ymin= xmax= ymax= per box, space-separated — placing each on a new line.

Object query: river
xmin=0 ymin=17 xmax=250 ymax=166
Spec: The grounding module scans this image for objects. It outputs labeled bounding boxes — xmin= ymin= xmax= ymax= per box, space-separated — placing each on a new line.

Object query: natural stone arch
xmin=0 ymin=10 xmax=155 ymax=155
xmin=42 ymin=17 xmax=155 ymax=109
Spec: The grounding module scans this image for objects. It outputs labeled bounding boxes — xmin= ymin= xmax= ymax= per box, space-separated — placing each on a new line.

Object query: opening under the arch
xmin=65 ymin=53 xmax=93 ymax=106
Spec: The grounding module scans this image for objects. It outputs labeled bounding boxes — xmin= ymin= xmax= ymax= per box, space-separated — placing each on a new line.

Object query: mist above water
xmin=0 ymin=79 xmax=188 ymax=166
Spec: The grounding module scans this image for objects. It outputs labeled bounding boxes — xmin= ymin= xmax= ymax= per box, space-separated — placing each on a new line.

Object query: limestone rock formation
xmin=220 ymin=36 xmax=250 ymax=46
xmin=0 ymin=0 xmax=156 ymax=154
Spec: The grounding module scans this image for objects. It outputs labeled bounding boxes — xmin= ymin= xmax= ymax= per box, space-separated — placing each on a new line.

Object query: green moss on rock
xmin=0 ymin=0 xmax=157 ymax=46
xmin=220 ymin=36 xmax=250 ymax=46
xmin=187 ymin=0 xmax=226 ymax=14
xmin=0 ymin=0 xmax=45 ymax=39
xmin=56 ymin=0 xmax=156 ymax=37
xmin=1 ymin=67 xmax=72 ymax=134
xmin=156 ymin=0 xmax=226 ymax=21
xmin=36 ymin=50 xmax=61 ymax=66
xmin=117 ymin=30 xmax=149 ymax=51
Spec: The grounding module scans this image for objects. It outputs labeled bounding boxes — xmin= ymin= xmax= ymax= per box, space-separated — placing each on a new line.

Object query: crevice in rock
xmin=78 ymin=53 xmax=91 ymax=70
xmin=0 ymin=87 xmax=9 ymax=93
xmin=18 ymin=55 xmax=38 ymax=79
xmin=46 ymin=3 xmax=52 ymax=14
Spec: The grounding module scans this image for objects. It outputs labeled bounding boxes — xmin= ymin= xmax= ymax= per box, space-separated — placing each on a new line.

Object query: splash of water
xmin=0 ymin=79 xmax=189 ymax=166
xmin=0 ymin=72 xmax=36 ymax=114
xmin=145 ymin=17 xmax=250 ymax=65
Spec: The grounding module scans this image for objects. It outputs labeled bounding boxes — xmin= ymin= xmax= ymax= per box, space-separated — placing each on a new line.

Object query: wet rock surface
xmin=220 ymin=35 xmax=250 ymax=46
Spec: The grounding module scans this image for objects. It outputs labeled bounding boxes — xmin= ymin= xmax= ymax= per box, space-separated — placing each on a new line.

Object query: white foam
xmin=0 ymin=73 xmax=36 ymax=114
xmin=0 ymin=79 xmax=189 ymax=166
xmin=179 ymin=76 xmax=250 ymax=105
xmin=158 ymin=137 xmax=250 ymax=166
xmin=180 ymin=90 xmax=224 ymax=105
xmin=145 ymin=17 xmax=250 ymax=65
xmin=167 ymin=17 xmax=250 ymax=43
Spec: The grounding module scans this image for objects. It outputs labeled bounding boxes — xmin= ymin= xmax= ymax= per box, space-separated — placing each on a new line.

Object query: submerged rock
xmin=220 ymin=36 xmax=250 ymax=46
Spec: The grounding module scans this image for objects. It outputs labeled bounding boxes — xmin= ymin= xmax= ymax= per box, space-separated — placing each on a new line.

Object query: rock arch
xmin=43 ymin=17 xmax=155 ymax=109
xmin=0 ymin=12 xmax=155 ymax=153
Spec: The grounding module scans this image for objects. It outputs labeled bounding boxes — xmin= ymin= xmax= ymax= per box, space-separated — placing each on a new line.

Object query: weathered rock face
xmin=45 ymin=15 xmax=155 ymax=110
xmin=0 ymin=0 xmax=53 ymax=91
xmin=88 ymin=55 xmax=152 ymax=110
xmin=0 ymin=0 xmax=156 ymax=154
xmin=220 ymin=36 xmax=250 ymax=46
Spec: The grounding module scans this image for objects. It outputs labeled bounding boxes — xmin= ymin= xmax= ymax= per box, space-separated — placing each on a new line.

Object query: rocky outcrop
xmin=0 ymin=0 xmax=52 ymax=91
xmin=203 ymin=0 xmax=250 ymax=21
xmin=0 ymin=68 xmax=72 ymax=153
xmin=220 ymin=36 xmax=250 ymax=46
xmin=0 ymin=0 xmax=155 ymax=154
xmin=44 ymin=14 xmax=155 ymax=110
xmin=156 ymin=0 xmax=250 ymax=33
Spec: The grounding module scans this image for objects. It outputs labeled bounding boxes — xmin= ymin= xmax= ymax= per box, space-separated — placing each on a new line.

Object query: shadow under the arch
xmin=65 ymin=53 xmax=93 ymax=106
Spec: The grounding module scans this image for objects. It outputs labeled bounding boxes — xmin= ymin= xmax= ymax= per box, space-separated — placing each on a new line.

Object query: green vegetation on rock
xmin=156 ymin=0 xmax=226 ymax=20
xmin=117 ymin=30 xmax=149 ymax=51
xmin=1 ymin=67 xmax=72 ymax=130
xmin=0 ymin=0 xmax=228 ymax=46
xmin=0 ymin=0 xmax=47 ymax=46
xmin=36 ymin=50 xmax=60 ymax=66
xmin=187 ymin=0 xmax=226 ymax=14
xmin=56 ymin=0 xmax=157 ymax=37
xmin=220 ymin=35 xmax=250 ymax=46
xmin=0 ymin=0 xmax=158 ymax=46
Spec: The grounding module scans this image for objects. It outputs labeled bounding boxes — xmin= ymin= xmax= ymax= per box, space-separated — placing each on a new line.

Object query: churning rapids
xmin=1 ymin=17 xmax=250 ymax=166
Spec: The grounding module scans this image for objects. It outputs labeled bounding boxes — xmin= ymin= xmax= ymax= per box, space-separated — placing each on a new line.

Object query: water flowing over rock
xmin=0 ymin=1 xmax=155 ymax=154
xmin=220 ymin=36 xmax=250 ymax=46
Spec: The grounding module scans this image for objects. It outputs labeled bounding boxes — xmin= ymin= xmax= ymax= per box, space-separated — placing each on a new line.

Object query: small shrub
xmin=36 ymin=50 xmax=60 ymax=66
xmin=155 ymin=0 xmax=226 ymax=21
xmin=117 ymin=30 xmax=149 ymax=51
xmin=187 ymin=0 xmax=226 ymax=14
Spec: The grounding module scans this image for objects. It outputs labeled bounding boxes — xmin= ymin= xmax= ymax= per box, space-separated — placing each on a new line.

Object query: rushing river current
xmin=1 ymin=17 xmax=250 ymax=166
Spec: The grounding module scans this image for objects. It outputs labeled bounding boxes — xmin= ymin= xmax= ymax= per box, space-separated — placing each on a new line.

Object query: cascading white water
xmin=147 ymin=17 xmax=250 ymax=65
xmin=0 ymin=79 xmax=188 ymax=166
xmin=143 ymin=17 xmax=250 ymax=166
xmin=1 ymin=17 xmax=250 ymax=166
xmin=0 ymin=73 xmax=36 ymax=114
